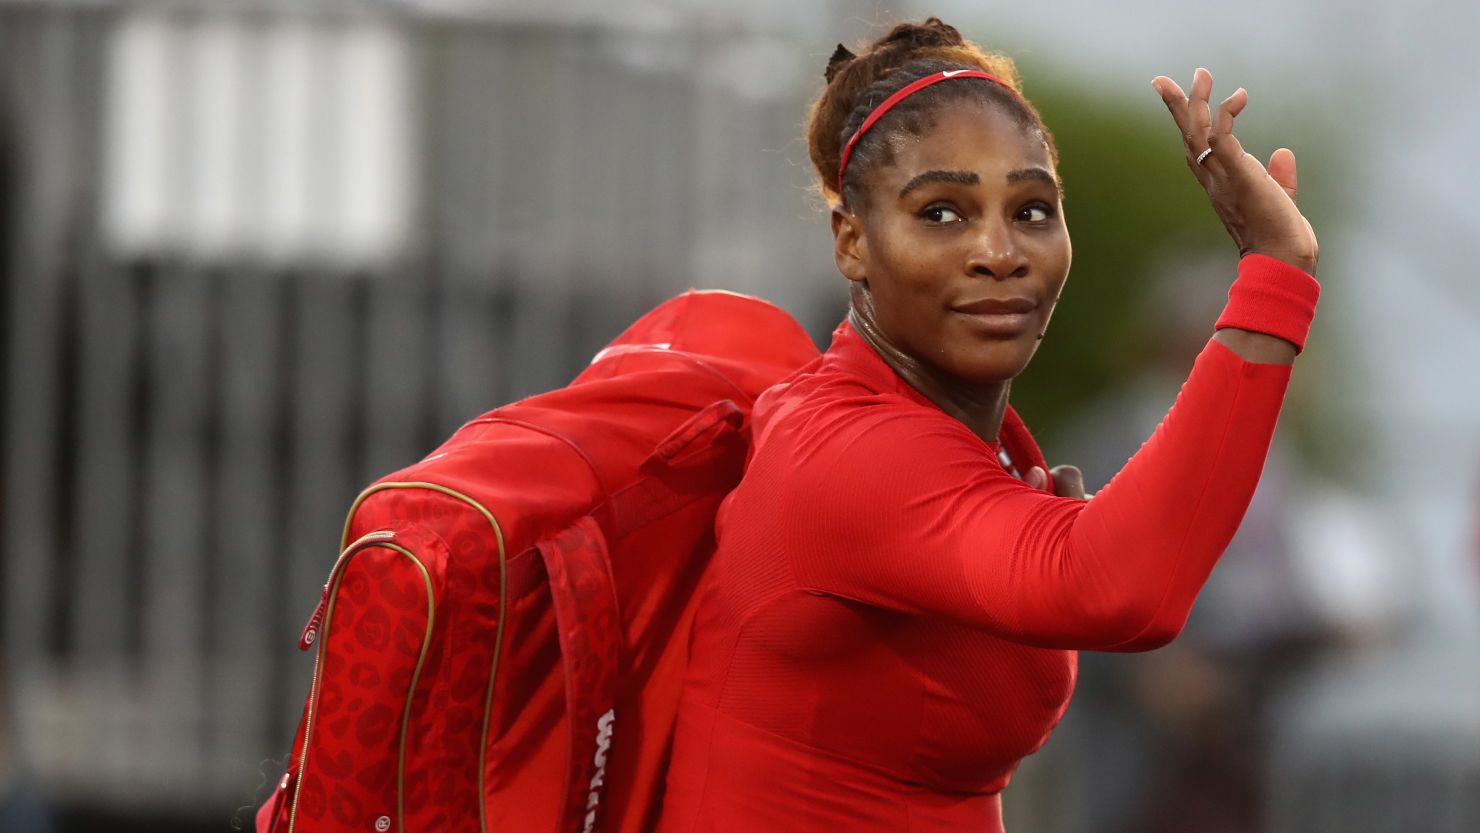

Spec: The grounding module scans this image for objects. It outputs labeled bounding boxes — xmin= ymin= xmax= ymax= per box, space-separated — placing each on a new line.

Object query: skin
xmin=830 ymin=69 xmax=1320 ymax=500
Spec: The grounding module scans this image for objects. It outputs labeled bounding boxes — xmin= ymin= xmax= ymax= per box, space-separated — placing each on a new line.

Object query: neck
xmin=847 ymin=283 xmax=1010 ymax=444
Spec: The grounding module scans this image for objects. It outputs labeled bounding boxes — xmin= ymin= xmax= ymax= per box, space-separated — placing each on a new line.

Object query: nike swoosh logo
xmin=941 ymin=69 xmax=970 ymax=77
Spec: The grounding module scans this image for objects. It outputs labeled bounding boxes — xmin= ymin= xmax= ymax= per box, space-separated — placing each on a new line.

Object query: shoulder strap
xmin=540 ymin=398 xmax=746 ymax=833
xmin=539 ymin=516 xmax=622 ymax=833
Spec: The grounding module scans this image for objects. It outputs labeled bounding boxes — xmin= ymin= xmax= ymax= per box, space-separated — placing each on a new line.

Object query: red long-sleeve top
xmin=657 ymin=264 xmax=1314 ymax=833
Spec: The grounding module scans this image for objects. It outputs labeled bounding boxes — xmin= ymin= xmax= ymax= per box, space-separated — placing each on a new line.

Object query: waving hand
xmin=1152 ymin=68 xmax=1319 ymax=276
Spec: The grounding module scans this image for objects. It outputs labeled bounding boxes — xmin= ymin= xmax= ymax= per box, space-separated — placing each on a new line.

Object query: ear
xmin=830 ymin=205 xmax=868 ymax=284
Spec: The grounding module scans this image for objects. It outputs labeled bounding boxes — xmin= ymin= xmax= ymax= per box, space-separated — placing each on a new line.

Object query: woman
xmin=657 ymin=17 xmax=1319 ymax=833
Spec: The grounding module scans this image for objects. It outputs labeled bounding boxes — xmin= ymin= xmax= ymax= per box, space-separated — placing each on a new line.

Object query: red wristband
xmin=1214 ymin=253 xmax=1321 ymax=354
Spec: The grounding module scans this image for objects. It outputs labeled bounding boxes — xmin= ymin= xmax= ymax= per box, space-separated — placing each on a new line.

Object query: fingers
xmin=1210 ymin=86 xmax=1249 ymax=166
xmin=1049 ymin=464 xmax=1087 ymax=500
xmin=1152 ymin=75 xmax=1192 ymax=140
xmin=1268 ymin=147 xmax=1299 ymax=202
xmin=1154 ymin=71 xmax=1313 ymax=266
xmin=1187 ymin=68 xmax=1214 ymax=162
xmin=1154 ymin=69 xmax=1221 ymax=182
xmin=1027 ymin=464 xmax=1087 ymax=500
xmin=1152 ymin=76 xmax=1198 ymax=176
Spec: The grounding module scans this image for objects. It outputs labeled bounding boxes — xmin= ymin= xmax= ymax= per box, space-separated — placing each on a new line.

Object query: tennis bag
xmin=256 ymin=289 xmax=821 ymax=833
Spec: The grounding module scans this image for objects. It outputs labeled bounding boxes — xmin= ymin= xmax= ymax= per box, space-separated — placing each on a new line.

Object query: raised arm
xmin=783 ymin=69 xmax=1320 ymax=651
xmin=784 ymin=308 xmax=1303 ymax=651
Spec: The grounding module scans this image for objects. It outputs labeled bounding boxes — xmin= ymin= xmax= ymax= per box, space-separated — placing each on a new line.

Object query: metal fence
xmin=0 ymin=1 xmax=838 ymax=813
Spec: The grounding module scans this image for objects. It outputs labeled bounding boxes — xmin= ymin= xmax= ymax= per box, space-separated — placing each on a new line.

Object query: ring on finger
xmin=1195 ymin=147 xmax=1214 ymax=166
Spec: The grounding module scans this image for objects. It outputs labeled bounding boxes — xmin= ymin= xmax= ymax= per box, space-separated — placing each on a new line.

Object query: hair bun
xmin=824 ymin=43 xmax=857 ymax=82
xmin=804 ymin=16 xmax=1048 ymax=205
xmin=878 ymin=17 xmax=965 ymax=51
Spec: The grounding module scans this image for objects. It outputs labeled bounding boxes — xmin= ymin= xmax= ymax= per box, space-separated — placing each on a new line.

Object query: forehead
xmin=879 ymin=102 xmax=1052 ymax=183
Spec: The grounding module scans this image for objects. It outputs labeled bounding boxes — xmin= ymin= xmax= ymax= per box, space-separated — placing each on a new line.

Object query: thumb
xmin=1025 ymin=466 xmax=1047 ymax=490
xmin=1268 ymin=147 xmax=1299 ymax=202
xmin=1050 ymin=464 xmax=1087 ymax=500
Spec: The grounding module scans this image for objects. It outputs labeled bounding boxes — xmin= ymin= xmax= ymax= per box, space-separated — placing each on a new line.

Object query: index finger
xmin=1152 ymin=75 xmax=1192 ymax=137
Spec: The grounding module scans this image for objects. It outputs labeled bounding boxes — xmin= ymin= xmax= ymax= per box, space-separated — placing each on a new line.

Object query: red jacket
xmin=658 ymin=314 xmax=1296 ymax=832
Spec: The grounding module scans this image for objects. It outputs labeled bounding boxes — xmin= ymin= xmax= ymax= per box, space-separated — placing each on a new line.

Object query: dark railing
xmin=1 ymin=2 xmax=836 ymax=812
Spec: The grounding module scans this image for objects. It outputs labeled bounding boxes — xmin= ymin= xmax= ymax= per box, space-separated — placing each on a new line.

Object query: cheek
xmin=1048 ymin=265 xmax=1070 ymax=299
xmin=1050 ymin=229 xmax=1073 ymax=274
xmin=886 ymin=269 xmax=952 ymax=331
xmin=871 ymin=279 xmax=936 ymax=344
xmin=869 ymin=273 xmax=952 ymax=356
xmin=1030 ymin=236 xmax=1072 ymax=296
xmin=868 ymin=237 xmax=944 ymax=306
xmin=1030 ymin=227 xmax=1071 ymax=262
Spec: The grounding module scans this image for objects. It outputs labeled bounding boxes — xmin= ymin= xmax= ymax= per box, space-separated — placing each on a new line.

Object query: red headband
xmin=836 ymin=69 xmax=1014 ymax=197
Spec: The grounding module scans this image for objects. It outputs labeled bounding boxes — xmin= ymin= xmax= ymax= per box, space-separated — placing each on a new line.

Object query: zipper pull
xmin=298 ymin=584 xmax=329 ymax=651
xmin=297 ymin=529 xmax=395 ymax=651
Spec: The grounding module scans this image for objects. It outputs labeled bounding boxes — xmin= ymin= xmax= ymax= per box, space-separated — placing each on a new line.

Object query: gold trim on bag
xmin=375 ymin=542 xmax=436 ymax=832
xmin=287 ymin=529 xmax=409 ymax=833
xmin=339 ymin=482 xmax=508 ymax=833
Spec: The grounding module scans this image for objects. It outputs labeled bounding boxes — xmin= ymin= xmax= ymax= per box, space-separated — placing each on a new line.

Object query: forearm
xmin=1060 ymin=338 xmax=1293 ymax=650
xmin=983 ymin=256 xmax=1319 ymax=649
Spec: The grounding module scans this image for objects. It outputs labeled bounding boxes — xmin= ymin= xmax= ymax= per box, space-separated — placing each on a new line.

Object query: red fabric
xmin=658 ymin=308 xmax=1304 ymax=832
xmin=264 ymin=290 xmax=820 ymax=833
xmin=1214 ymin=254 xmax=1321 ymax=353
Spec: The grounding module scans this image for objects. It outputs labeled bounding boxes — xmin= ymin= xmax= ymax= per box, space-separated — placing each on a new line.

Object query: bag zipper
xmin=298 ymin=529 xmax=395 ymax=650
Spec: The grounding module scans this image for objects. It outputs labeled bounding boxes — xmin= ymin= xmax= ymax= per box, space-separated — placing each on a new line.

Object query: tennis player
xmin=657 ymin=17 xmax=1320 ymax=833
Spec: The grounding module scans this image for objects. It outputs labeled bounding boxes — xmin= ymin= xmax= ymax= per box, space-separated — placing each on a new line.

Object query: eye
xmin=1018 ymin=203 xmax=1056 ymax=223
xmin=922 ymin=205 xmax=963 ymax=224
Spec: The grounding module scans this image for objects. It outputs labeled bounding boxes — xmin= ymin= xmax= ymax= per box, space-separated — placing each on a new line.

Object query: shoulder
xmin=758 ymin=367 xmax=955 ymax=443
xmin=755 ymin=383 xmax=1007 ymax=501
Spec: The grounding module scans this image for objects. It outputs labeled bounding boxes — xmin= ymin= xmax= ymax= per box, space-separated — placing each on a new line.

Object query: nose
xmin=965 ymin=219 xmax=1029 ymax=280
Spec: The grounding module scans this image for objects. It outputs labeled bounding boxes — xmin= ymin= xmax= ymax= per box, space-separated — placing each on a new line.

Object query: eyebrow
xmin=1007 ymin=167 xmax=1062 ymax=193
xmin=899 ymin=169 xmax=979 ymax=199
xmin=898 ymin=167 xmax=1061 ymax=199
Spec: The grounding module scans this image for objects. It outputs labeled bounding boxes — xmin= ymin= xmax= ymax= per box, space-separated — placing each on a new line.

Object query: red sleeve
xmin=783 ymin=334 xmax=1296 ymax=653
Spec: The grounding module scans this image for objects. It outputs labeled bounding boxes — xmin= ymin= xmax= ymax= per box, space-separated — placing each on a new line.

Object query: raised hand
xmin=1152 ymin=68 xmax=1319 ymax=276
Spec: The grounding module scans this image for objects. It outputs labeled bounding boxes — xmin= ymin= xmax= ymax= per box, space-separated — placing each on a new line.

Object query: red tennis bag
xmin=257 ymin=290 xmax=1056 ymax=833
xmin=257 ymin=289 xmax=821 ymax=833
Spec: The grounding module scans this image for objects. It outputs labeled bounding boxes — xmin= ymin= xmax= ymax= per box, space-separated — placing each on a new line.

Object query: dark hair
xmin=805 ymin=17 xmax=1058 ymax=209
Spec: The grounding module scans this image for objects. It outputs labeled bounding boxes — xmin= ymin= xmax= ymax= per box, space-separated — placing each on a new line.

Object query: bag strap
xmin=541 ymin=399 xmax=746 ymax=833
xmin=538 ymin=515 xmax=623 ymax=833
xmin=602 ymin=399 xmax=745 ymax=539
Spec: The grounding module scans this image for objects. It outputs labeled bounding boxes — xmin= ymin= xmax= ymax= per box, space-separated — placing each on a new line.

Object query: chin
xmin=942 ymin=354 xmax=1031 ymax=385
xmin=948 ymin=341 xmax=1037 ymax=382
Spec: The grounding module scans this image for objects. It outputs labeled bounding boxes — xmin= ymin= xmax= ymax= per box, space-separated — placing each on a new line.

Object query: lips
xmin=951 ymin=297 xmax=1038 ymax=315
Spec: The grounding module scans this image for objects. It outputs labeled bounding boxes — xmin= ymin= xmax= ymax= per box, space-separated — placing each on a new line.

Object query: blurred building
xmin=0 ymin=0 xmax=851 ymax=824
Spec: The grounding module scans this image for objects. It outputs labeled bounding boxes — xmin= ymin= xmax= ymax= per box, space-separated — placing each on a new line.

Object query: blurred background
xmin=1 ymin=0 xmax=1476 ymax=831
